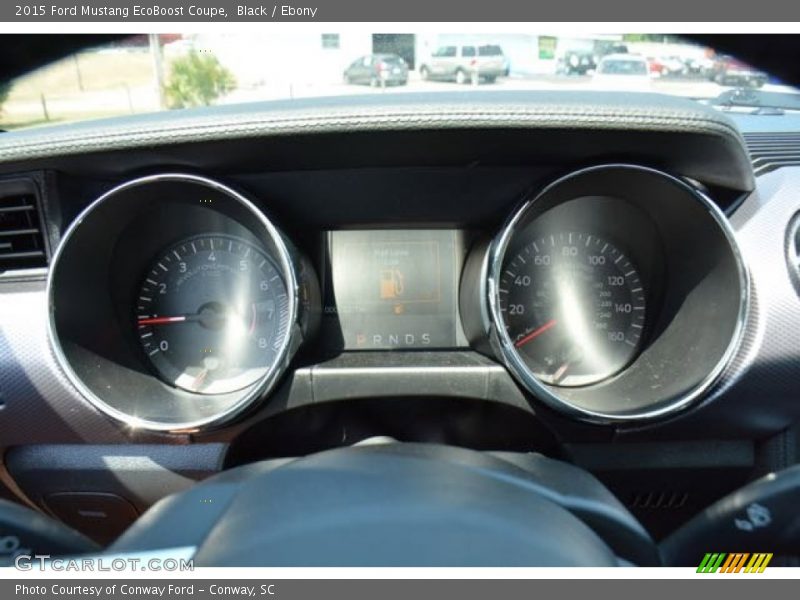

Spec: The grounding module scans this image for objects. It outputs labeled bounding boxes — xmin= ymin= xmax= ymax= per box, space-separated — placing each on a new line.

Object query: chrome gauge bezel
xmin=47 ymin=173 xmax=302 ymax=432
xmin=485 ymin=164 xmax=750 ymax=423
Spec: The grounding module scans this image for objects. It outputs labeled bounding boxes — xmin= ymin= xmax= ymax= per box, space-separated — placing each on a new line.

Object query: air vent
xmin=0 ymin=179 xmax=48 ymax=273
xmin=744 ymin=132 xmax=800 ymax=176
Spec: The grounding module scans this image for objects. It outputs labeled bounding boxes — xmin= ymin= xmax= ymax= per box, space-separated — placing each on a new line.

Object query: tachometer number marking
xmin=135 ymin=234 xmax=290 ymax=395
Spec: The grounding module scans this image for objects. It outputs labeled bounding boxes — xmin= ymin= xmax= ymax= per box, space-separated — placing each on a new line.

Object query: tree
xmin=165 ymin=52 xmax=235 ymax=109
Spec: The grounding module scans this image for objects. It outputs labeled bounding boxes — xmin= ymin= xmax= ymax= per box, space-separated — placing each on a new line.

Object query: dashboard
xmin=0 ymin=91 xmax=798 ymax=543
xmin=45 ymin=164 xmax=747 ymax=430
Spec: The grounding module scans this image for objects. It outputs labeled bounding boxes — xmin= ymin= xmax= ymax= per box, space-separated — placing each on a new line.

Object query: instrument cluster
xmin=47 ymin=165 xmax=748 ymax=431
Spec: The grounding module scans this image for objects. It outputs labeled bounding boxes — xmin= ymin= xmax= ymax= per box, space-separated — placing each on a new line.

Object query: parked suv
xmin=419 ymin=44 xmax=506 ymax=84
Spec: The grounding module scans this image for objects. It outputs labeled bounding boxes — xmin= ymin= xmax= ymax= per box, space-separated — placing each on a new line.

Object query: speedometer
xmin=471 ymin=165 xmax=748 ymax=421
xmin=498 ymin=232 xmax=646 ymax=387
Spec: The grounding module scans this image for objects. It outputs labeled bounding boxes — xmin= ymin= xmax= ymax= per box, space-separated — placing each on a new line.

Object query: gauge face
xmin=498 ymin=232 xmax=646 ymax=387
xmin=135 ymin=235 xmax=290 ymax=395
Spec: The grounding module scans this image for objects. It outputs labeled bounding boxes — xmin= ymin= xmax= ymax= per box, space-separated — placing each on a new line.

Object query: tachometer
xmin=136 ymin=234 xmax=290 ymax=395
xmin=498 ymin=232 xmax=645 ymax=386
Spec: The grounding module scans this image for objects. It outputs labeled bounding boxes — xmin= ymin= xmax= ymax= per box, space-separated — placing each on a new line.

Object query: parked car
xmin=658 ymin=56 xmax=688 ymax=77
xmin=561 ymin=50 xmax=597 ymax=75
xmin=647 ymin=56 xmax=666 ymax=77
xmin=684 ymin=56 xmax=715 ymax=77
xmin=559 ymin=42 xmax=629 ymax=76
xmin=710 ymin=55 xmax=768 ymax=87
xmin=593 ymin=54 xmax=652 ymax=90
xmin=344 ymin=54 xmax=408 ymax=87
xmin=419 ymin=44 xmax=506 ymax=84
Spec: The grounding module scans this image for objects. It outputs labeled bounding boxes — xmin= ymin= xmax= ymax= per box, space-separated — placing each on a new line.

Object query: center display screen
xmin=325 ymin=230 xmax=468 ymax=350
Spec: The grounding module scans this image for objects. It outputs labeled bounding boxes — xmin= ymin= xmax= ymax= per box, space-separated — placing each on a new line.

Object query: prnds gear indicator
xmin=328 ymin=230 xmax=467 ymax=349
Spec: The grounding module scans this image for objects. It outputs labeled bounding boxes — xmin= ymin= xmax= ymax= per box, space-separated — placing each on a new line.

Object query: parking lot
xmin=221 ymin=72 xmax=788 ymax=105
xmin=3 ymin=55 xmax=794 ymax=130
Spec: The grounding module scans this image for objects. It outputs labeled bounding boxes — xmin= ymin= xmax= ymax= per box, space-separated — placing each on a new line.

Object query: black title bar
xmin=4 ymin=0 xmax=800 ymax=22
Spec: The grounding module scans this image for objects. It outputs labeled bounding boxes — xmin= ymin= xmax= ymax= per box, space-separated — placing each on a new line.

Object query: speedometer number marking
xmin=499 ymin=232 xmax=646 ymax=387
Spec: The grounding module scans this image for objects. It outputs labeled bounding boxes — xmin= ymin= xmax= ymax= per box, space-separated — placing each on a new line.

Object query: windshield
xmin=1 ymin=32 xmax=796 ymax=131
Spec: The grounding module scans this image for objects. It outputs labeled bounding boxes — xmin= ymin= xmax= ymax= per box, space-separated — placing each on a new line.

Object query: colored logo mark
xmin=697 ymin=552 xmax=773 ymax=573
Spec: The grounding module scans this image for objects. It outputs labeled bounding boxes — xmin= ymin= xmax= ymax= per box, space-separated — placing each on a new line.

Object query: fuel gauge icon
xmin=379 ymin=269 xmax=405 ymax=299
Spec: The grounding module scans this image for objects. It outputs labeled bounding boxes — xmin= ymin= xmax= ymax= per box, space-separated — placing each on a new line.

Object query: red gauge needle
xmin=514 ymin=319 xmax=557 ymax=348
xmin=138 ymin=308 xmax=254 ymax=331
xmin=137 ymin=315 xmax=189 ymax=326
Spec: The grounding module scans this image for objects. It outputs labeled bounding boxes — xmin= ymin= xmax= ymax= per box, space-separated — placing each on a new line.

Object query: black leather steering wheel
xmin=107 ymin=443 xmax=659 ymax=567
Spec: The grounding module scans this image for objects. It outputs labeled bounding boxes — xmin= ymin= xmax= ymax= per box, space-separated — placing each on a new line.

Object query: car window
xmin=478 ymin=45 xmax=503 ymax=57
xmin=599 ymin=59 xmax=648 ymax=75
xmin=462 ymin=46 xmax=476 ymax=57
